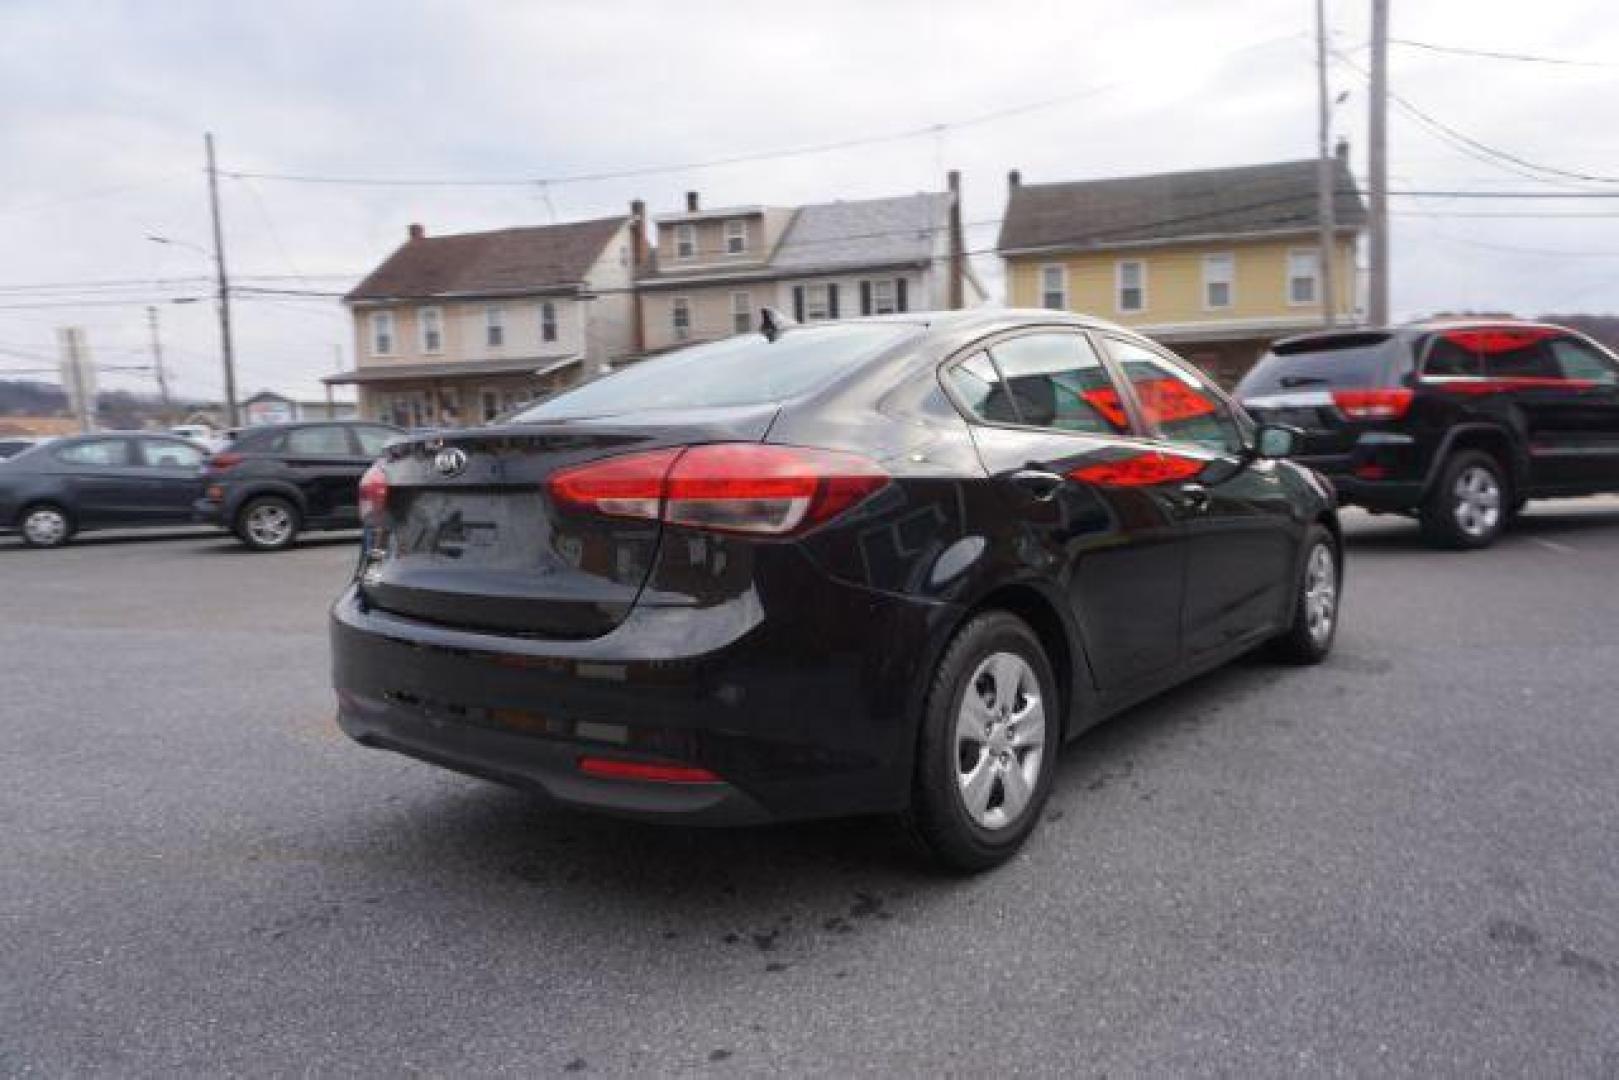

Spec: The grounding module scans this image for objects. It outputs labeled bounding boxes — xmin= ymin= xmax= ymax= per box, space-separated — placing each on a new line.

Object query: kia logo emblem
xmin=433 ymin=447 xmax=468 ymax=478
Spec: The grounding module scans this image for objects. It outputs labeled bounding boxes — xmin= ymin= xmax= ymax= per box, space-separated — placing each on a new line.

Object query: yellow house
xmin=998 ymin=156 xmax=1366 ymax=386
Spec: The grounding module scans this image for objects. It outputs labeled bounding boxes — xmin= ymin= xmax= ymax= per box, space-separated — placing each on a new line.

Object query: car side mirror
xmin=1254 ymin=424 xmax=1302 ymax=460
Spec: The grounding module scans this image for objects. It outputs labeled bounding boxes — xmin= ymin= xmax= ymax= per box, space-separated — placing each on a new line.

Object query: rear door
xmin=282 ymin=425 xmax=366 ymax=522
xmin=132 ymin=437 xmax=206 ymax=521
xmin=1109 ymin=335 xmax=1300 ymax=658
xmin=945 ymin=329 xmax=1191 ymax=692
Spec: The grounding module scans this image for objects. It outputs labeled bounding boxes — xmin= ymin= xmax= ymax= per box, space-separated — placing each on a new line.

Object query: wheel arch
xmin=956 ymin=580 xmax=1090 ymax=742
xmin=1422 ymin=424 xmax=1525 ymax=501
xmin=227 ymin=481 xmax=307 ymax=521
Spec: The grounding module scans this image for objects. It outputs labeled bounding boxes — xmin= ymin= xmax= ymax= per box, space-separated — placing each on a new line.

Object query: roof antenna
xmin=759 ymin=306 xmax=797 ymax=343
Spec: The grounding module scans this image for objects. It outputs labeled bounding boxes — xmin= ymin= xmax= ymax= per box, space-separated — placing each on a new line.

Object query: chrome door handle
xmin=1009 ymin=469 xmax=1066 ymax=501
xmin=1178 ymin=482 xmax=1211 ymax=511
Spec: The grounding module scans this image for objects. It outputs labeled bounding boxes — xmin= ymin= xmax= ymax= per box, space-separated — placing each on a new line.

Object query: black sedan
xmin=332 ymin=311 xmax=1341 ymax=870
xmin=0 ymin=433 xmax=210 ymax=547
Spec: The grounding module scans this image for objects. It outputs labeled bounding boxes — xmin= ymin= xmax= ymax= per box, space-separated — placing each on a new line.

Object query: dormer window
xmin=724 ymin=219 xmax=747 ymax=255
xmin=676 ymin=223 xmax=696 ymax=260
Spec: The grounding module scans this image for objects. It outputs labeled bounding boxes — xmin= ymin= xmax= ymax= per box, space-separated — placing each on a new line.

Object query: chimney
xmin=629 ymin=200 xmax=647 ymax=356
xmin=1008 ymin=169 xmax=1022 ymax=191
xmin=408 ymin=222 xmax=425 ymax=241
xmin=685 ymin=190 xmax=699 ymax=213
xmin=947 ymin=171 xmax=965 ymax=310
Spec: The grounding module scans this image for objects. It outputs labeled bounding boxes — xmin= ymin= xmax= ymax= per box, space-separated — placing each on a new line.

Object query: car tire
xmin=17 ymin=502 xmax=74 ymax=549
xmin=903 ymin=611 xmax=1059 ymax=873
xmin=1268 ymin=524 xmax=1340 ymax=665
xmin=235 ymin=495 xmax=301 ymax=552
xmin=1419 ymin=450 xmax=1509 ymax=550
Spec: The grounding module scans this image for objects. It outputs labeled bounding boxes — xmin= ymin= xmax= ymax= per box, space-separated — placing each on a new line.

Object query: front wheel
xmin=235 ymin=495 xmax=301 ymax=552
xmin=903 ymin=611 xmax=1059 ymax=873
xmin=1269 ymin=525 xmax=1340 ymax=665
xmin=18 ymin=503 xmax=74 ymax=548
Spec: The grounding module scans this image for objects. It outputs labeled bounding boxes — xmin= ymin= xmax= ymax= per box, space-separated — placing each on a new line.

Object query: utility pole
xmin=1368 ymin=0 xmax=1391 ymax=325
xmin=1314 ymin=0 xmax=1337 ymax=328
xmin=146 ymin=305 xmax=173 ymax=420
xmin=205 ymin=132 xmax=239 ymax=426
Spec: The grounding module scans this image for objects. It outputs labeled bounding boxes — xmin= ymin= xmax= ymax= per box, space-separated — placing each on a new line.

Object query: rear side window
xmin=516 ymin=324 xmax=922 ymax=421
xmin=1422 ymin=337 xmax=1481 ymax=377
xmin=54 ymin=439 xmax=129 ymax=466
xmin=1483 ymin=339 xmax=1558 ymax=380
xmin=351 ymin=425 xmax=399 ymax=455
xmin=286 ymin=426 xmax=352 ymax=455
xmin=1237 ymin=333 xmax=1406 ymax=396
xmin=139 ymin=440 xmax=204 ymax=468
xmin=983 ymin=332 xmax=1128 ymax=435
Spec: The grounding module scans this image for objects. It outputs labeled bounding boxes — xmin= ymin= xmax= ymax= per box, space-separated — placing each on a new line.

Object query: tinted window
xmin=1548 ymin=337 xmax=1619 ymax=385
xmin=352 ymin=425 xmax=400 ymax=455
xmin=286 ymin=426 xmax=353 ymax=455
xmin=1423 ymin=337 xmax=1482 ymax=377
xmin=1483 ymin=340 xmax=1558 ymax=379
xmin=139 ymin=440 xmax=204 ymax=468
xmin=1108 ymin=337 xmax=1244 ymax=455
xmin=1237 ymin=333 xmax=1406 ymax=396
xmin=54 ymin=439 xmax=130 ymax=466
xmin=945 ymin=352 xmax=1012 ymax=422
xmin=974 ymin=332 xmax=1128 ymax=435
xmin=515 ymin=324 xmax=921 ymax=421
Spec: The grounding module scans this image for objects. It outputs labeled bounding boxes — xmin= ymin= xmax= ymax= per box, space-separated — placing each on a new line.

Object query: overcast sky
xmin=2 ymin=0 xmax=1616 ymax=401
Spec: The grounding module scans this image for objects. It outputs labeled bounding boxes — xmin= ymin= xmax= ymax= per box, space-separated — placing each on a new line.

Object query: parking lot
xmin=3 ymin=503 xmax=1618 ymax=1076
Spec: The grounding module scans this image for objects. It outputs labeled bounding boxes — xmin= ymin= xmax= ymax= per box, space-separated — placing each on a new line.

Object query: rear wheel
xmin=904 ymin=611 xmax=1058 ymax=873
xmin=18 ymin=503 xmax=73 ymax=548
xmin=1420 ymin=450 xmax=1508 ymax=550
xmin=1269 ymin=525 xmax=1340 ymax=664
xmin=235 ymin=495 xmax=300 ymax=552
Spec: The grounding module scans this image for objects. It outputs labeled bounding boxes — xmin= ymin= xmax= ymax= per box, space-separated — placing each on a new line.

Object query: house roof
xmin=345 ymin=217 xmax=627 ymax=302
xmin=997 ymin=158 xmax=1367 ymax=255
xmin=769 ymin=192 xmax=952 ymax=273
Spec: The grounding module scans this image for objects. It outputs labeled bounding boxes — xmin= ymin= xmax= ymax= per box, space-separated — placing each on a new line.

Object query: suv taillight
xmin=358 ymin=463 xmax=389 ymax=524
xmin=1332 ymin=388 xmax=1413 ymax=421
xmin=549 ymin=444 xmax=888 ymax=537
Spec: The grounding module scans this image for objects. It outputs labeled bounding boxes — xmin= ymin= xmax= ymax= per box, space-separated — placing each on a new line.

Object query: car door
xmin=282 ymin=425 xmax=364 ymax=522
xmin=132 ymin=438 xmax=206 ymax=522
xmin=1458 ymin=328 xmax=1602 ymax=493
xmin=1103 ymin=334 xmax=1300 ymax=661
xmin=50 ymin=437 xmax=143 ymax=524
xmin=1539 ymin=333 xmax=1619 ymax=492
xmin=944 ymin=329 xmax=1193 ymax=693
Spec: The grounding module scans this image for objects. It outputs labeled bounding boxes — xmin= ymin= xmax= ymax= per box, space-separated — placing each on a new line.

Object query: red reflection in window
xmin=1442 ymin=327 xmax=1556 ymax=354
xmin=1133 ymin=377 xmax=1219 ymax=425
xmin=1428 ymin=377 xmax=1595 ymax=395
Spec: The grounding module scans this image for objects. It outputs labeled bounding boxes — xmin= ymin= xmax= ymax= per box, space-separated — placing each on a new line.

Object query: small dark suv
xmin=193 ymin=421 xmax=403 ymax=550
xmin=1237 ymin=321 xmax=1619 ymax=548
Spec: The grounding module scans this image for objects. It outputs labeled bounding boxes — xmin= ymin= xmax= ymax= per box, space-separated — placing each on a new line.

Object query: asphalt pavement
xmin=3 ymin=504 xmax=1618 ymax=1077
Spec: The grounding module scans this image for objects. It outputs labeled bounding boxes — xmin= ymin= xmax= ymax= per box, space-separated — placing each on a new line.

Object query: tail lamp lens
xmin=1332 ymin=388 xmax=1413 ymax=421
xmin=577 ymin=756 xmax=720 ymax=784
xmin=358 ymin=463 xmax=389 ymax=524
xmin=549 ymin=444 xmax=888 ymax=536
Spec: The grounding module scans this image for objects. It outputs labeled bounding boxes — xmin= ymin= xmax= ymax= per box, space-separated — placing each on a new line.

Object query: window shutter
xmin=828 ymin=284 xmax=840 ymax=319
xmin=793 ymin=286 xmax=805 ymax=323
xmin=896 ymin=278 xmax=908 ymax=313
xmin=860 ymin=281 xmax=872 ymax=316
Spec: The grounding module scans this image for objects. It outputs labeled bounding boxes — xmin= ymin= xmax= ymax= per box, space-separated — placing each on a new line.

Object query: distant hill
xmin=0 ymin=378 xmax=212 ymax=430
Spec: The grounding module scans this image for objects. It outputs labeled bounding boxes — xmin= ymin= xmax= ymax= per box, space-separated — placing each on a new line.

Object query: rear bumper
xmin=330 ymin=576 xmax=956 ymax=825
xmin=1296 ymin=450 xmax=1424 ymax=512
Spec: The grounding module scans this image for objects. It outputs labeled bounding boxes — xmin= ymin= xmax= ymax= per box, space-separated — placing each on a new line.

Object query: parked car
xmin=169 ymin=424 xmax=216 ymax=446
xmin=193 ymin=420 xmax=404 ymax=551
xmin=1237 ymin=320 xmax=1619 ymax=548
xmin=0 ymin=432 xmax=210 ymax=547
xmin=0 ymin=437 xmax=41 ymax=460
xmin=331 ymin=311 xmax=1341 ymax=870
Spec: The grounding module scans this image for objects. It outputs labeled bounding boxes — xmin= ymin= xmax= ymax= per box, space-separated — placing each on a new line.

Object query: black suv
xmin=1237 ymin=321 xmax=1619 ymax=548
xmin=193 ymin=421 xmax=403 ymax=550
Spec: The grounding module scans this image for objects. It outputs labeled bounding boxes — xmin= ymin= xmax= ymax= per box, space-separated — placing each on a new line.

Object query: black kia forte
xmin=332 ymin=311 xmax=1341 ymax=870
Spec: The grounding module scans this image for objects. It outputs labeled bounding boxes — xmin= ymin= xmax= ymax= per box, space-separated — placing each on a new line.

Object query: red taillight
xmin=1332 ymin=388 xmax=1413 ymax=421
xmin=549 ymin=444 xmax=888 ymax=536
xmin=577 ymin=756 xmax=721 ymax=784
xmin=358 ymin=462 xmax=389 ymax=524
xmin=206 ymin=451 xmax=244 ymax=472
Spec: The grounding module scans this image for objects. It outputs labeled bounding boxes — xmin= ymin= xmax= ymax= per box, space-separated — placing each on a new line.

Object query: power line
xmin=1390 ymin=37 xmax=1619 ymax=70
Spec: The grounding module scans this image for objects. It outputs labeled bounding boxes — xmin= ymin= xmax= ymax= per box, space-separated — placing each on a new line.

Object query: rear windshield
xmin=515 ymin=323 xmax=922 ymax=422
xmin=1237 ymin=334 xmax=1407 ymax=396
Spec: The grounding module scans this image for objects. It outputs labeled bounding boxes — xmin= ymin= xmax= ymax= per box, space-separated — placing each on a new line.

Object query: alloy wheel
xmin=245 ymin=503 xmax=294 ymax=548
xmin=1453 ymin=465 xmax=1502 ymax=538
xmin=955 ymin=651 xmax=1046 ymax=831
xmin=22 ymin=507 xmax=68 ymax=547
xmin=1304 ymin=542 xmax=1337 ymax=646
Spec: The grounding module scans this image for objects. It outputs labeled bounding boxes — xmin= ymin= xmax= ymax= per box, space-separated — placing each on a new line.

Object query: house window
xmin=872 ymin=280 xmax=896 ymax=315
xmin=1203 ymin=253 xmax=1234 ymax=310
xmin=730 ymin=291 xmax=751 ymax=334
xmin=370 ymin=311 xmax=395 ymax=355
xmin=1116 ymin=261 xmax=1146 ymax=313
xmin=540 ymin=301 xmax=557 ymax=343
xmin=724 ymin=219 xmax=747 ymax=255
xmin=1040 ymin=265 xmax=1067 ymax=310
xmin=672 ymin=297 xmax=691 ymax=341
xmin=804 ymin=284 xmax=831 ymax=321
xmin=419 ymin=307 xmax=442 ymax=353
xmin=676 ymin=223 xmax=696 ymax=260
xmin=485 ymin=306 xmax=505 ymax=347
xmin=1288 ymin=249 xmax=1320 ymax=305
